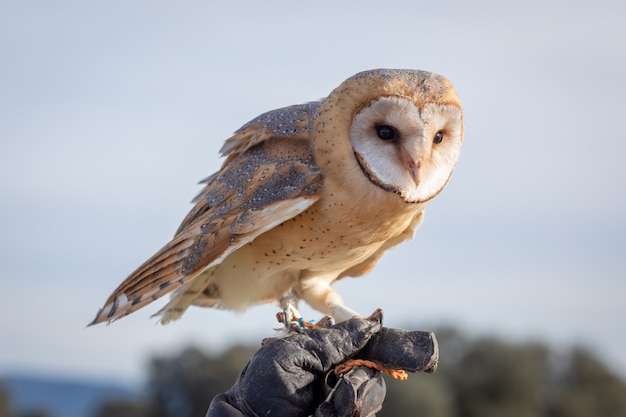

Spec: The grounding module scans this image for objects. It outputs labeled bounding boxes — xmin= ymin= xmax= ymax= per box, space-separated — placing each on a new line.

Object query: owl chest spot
xmin=254 ymin=207 xmax=411 ymax=270
xmin=214 ymin=202 xmax=394 ymax=309
xmin=212 ymin=200 xmax=417 ymax=310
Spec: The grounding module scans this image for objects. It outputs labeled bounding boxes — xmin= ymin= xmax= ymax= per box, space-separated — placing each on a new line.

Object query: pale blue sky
xmin=1 ymin=0 xmax=625 ymax=384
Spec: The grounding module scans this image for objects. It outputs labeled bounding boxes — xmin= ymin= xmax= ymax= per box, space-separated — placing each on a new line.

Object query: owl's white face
xmin=350 ymin=96 xmax=463 ymax=203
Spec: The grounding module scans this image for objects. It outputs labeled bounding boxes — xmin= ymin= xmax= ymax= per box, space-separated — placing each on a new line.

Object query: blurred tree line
xmin=89 ymin=327 xmax=626 ymax=417
xmin=0 ymin=386 xmax=11 ymax=417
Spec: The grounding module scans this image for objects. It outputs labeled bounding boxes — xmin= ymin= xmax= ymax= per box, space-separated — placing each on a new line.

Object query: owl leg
xmin=277 ymin=290 xmax=303 ymax=328
xmin=299 ymin=279 xmax=361 ymax=322
xmin=331 ymin=304 xmax=362 ymax=322
xmin=276 ymin=289 xmax=332 ymax=329
xmin=282 ymin=303 xmax=300 ymax=327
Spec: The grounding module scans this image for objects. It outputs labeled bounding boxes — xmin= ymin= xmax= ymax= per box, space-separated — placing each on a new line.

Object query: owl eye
xmin=375 ymin=125 xmax=398 ymax=141
xmin=433 ymin=130 xmax=444 ymax=144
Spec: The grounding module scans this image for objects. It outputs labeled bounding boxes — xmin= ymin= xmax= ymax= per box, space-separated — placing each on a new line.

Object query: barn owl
xmin=90 ymin=69 xmax=463 ymax=326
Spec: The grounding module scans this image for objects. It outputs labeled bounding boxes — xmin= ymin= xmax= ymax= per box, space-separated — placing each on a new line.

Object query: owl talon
xmin=315 ymin=315 xmax=335 ymax=328
xmin=276 ymin=309 xmax=325 ymax=329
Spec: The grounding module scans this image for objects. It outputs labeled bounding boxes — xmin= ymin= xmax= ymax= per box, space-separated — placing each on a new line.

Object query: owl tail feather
xmin=150 ymin=272 xmax=215 ymax=325
xmin=88 ymin=234 xmax=195 ymax=326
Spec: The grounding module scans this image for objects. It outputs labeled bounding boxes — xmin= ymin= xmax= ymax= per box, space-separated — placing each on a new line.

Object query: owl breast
xmin=207 ymin=186 xmax=423 ymax=311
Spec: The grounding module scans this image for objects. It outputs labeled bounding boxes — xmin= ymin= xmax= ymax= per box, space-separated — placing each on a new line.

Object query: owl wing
xmin=90 ymin=102 xmax=324 ymax=325
xmin=219 ymin=101 xmax=321 ymax=165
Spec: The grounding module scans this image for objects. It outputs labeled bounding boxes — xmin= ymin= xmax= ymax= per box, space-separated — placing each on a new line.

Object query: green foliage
xmin=147 ymin=345 xmax=256 ymax=417
xmin=92 ymin=399 xmax=153 ymax=417
xmin=450 ymin=338 xmax=550 ymax=417
xmin=381 ymin=371 xmax=456 ymax=417
xmin=0 ymin=385 xmax=14 ymax=417
xmin=90 ymin=328 xmax=626 ymax=417
xmin=549 ymin=348 xmax=626 ymax=417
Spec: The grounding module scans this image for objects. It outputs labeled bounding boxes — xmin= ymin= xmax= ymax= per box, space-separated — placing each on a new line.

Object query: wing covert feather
xmin=220 ymin=101 xmax=321 ymax=164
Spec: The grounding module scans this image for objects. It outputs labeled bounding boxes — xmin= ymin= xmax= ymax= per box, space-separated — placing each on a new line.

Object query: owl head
xmin=313 ymin=69 xmax=464 ymax=204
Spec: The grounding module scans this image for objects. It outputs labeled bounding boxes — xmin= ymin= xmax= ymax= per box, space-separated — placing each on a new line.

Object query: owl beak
xmin=401 ymin=152 xmax=421 ymax=187
xmin=400 ymin=149 xmax=422 ymax=187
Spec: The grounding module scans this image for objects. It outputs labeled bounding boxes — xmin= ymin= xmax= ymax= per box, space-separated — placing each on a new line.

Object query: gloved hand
xmin=207 ymin=312 xmax=385 ymax=417
xmin=207 ymin=309 xmax=439 ymax=417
